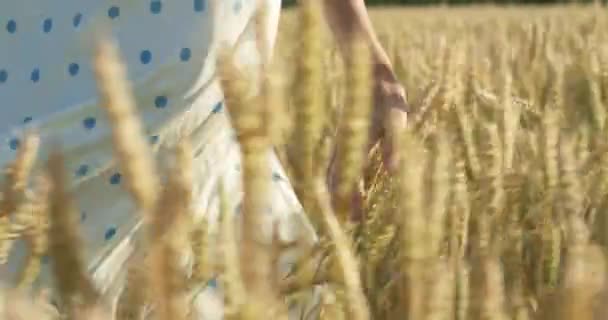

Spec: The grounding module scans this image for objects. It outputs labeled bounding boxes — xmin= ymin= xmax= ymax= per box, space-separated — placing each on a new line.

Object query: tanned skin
xmin=321 ymin=0 xmax=410 ymax=219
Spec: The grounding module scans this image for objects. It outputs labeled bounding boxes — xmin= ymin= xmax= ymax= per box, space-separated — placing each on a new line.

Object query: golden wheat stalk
xmin=500 ymin=48 xmax=520 ymax=172
xmin=425 ymin=259 xmax=455 ymax=320
xmin=559 ymin=136 xmax=584 ymax=226
xmin=427 ymin=128 xmax=451 ymax=257
xmin=0 ymin=133 xmax=40 ymax=264
xmin=1 ymin=289 xmax=58 ymax=320
xmin=398 ymin=130 xmax=427 ymax=320
xmin=218 ymin=182 xmax=246 ymax=319
xmin=6 ymin=133 xmax=39 ymax=201
xmin=288 ymin=0 xmax=325 ymax=229
xmin=534 ymin=106 xmax=562 ymax=294
xmin=585 ymin=45 xmax=606 ymax=131
xmin=472 ymin=256 xmax=509 ymax=320
xmin=217 ymin=46 xmax=274 ymax=295
xmin=332 ymin=37 xmax=373 ymax=223
xmin=189 ymin=213 xmax=211 ymax=287
xmin=547 ymin=215 xmax=602 ymax=320
xmin=92 ymin=36 xmax=160 ymax=216
xmin=477 ymin=121 xmax=504 ymax=253
xmin=449 ymin=152 xmax=471 ymax=262
xmin=16 ymin=175 xmax=50 ymax=289
xmin=148 ymin=141 xmax=193 ymax=320
xmin=254 ymin=3 xmax=291 ymax=148
xmin=46 ymin=149 xmax=100 ymax=315
xmin=115 ymin=251 xmax=149 ymax=320
xmin=455 ymin=264 xmax=470 ymax=320
xmin=314 ymin=178 xmax=370 ymax=320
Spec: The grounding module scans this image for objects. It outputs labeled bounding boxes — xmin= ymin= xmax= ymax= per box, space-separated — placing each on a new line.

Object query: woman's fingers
xmin=371 ymin=79 xmax=409 ymax=173
xmin=326 ymin=78 xmax=409 ymax=222
xmin=382 ymin=106 xmax=408 ymax=173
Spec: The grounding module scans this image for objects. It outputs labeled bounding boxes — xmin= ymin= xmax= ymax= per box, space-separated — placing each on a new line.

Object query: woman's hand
xmin=327 ymin=64 xmax=409 ymax=221
xmin=322 ymin=0 xmax=410 ymax=220
xmin=369 ymin=65 xmax=409 ymax=173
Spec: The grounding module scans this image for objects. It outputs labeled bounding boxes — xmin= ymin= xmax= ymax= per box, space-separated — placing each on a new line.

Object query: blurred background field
xmin=277 ymin=4 xmax=608 ymax=319
xmin=3 ymin=2 xmax=608 ymax=320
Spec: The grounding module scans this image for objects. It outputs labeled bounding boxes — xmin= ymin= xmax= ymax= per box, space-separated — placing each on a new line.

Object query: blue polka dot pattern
xmin=155 ymin=96 xmax=168 ymax=108
xmin=108 ymin=6 xmax=120 ymax=19
xmin=83 ymin=117 xmax=97 ymax=130
xmin=194 ymin=0 xmax=206 ymax=12
xmin=73 ymin=13 xmax=83 ymax=27
xmin=180 ymin=48 xmax=191 ymax=62
xmin=151 ymin=1 xmax=163 ymax=14
xmin=31 ymin=69 xmax=40 ymax=83
xmin=233 ymin=0 xmax=242 ymax=13
xmin=9 ymin=138 xmax=19 ymax=151
xmin=43 ymin=18 xmax=53 ymax=33
xmin=76 ymin=164 xmax=89 ymax=177
xmin=0 ymin=2 xmax=300 ymax=292
xmin=68 ymin=63 xmax=80 ymax=76
xmin=140 ymin=50 xmax=152 ymax=64
xmin=6 ymin=20 xmax=16 ymax=34
xmin=110 ymin=173 xmax=122 ymax=185
xmin=272 ymin=172 xmax=282 ymax=181
xmin=149 ymin=135 xmax=159 ymax=144
xmin=212 ymin=101 xmax=223 ymax=113
xmin=105 ymin=227 xmax=117 ymax=240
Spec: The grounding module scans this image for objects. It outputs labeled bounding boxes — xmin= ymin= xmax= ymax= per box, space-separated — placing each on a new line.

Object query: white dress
xmin=0 ymin=0 xmax=320 ymax=319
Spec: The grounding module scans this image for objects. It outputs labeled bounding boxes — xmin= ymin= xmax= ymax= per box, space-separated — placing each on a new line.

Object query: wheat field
xmin=1 ymin=3 xmax=608 ymax=320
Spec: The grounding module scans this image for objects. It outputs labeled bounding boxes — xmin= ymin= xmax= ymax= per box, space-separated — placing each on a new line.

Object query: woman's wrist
xmin=372 ymin=61 xmax=409 ymax=113
xmin=373 ymin=60 xmax=397 ymax=83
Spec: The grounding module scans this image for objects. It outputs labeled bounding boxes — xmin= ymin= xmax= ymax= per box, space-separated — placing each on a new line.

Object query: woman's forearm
xmin=322 ymin=0 xmax=394 ymax=80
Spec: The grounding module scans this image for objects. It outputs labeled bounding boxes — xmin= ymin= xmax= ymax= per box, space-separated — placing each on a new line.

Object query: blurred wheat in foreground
xmin=4 ymin=3 xmax=608 ymax=320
